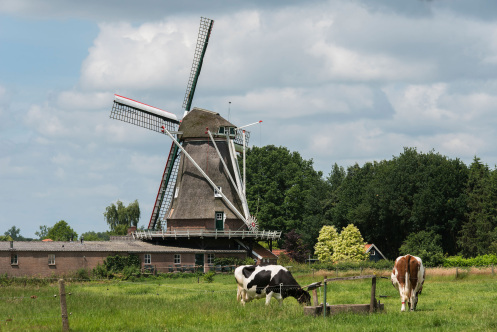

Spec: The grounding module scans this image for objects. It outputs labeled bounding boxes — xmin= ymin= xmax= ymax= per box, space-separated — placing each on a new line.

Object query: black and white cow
xmin=234 ymin=265 xmax=311 ymax=305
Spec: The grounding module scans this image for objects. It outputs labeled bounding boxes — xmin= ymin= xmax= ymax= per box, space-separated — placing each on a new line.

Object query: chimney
xmin=127 ymin=226 xmax=137 ymax=235
xmin=10 ymin=241 xmax=13 ymax=249
xmin=80 ymin=236 xmax=84 ymax=244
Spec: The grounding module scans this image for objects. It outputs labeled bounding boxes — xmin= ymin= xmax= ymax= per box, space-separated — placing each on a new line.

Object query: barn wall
xmin=0 ymin=251 xmax=248 ymax=277
xmin=0 ymin=251 xmax=111 ymax=277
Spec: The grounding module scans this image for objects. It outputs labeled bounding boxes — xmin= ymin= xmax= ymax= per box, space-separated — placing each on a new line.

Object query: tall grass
xmin=1 ymin=270 xmax=496 ymax=331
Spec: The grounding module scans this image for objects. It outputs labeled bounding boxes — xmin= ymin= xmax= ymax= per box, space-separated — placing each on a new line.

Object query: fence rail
xmin=132 ymin=229 xmax=282 ymax=240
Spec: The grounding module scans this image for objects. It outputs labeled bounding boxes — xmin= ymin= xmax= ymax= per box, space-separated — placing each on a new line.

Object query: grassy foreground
xmin=1 ymin=269 xmax=496 ymax=331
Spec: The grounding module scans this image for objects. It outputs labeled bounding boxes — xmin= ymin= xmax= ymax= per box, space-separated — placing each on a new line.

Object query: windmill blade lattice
xmin=149 ymin=142 xmax=182 ymax=230
xmin=111 ymin=95 xmax=179 ymax=134
xmin=183 ymin=17 xmax=214 ymax=112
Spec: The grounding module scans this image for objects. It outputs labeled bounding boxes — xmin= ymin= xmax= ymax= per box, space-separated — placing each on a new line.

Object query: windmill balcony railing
xmin=132 ymin=229 xmax=281 ymax=240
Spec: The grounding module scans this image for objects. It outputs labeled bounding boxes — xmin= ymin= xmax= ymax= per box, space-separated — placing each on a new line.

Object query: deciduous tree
xmin=332 ymin=224 xmax=367 ymax=262
xmin=104 ymin=199 xmax=141 ymax=235
xmin=46 ymin=220 xmax=78 ymax=241
xmin=314 ymin=225 xmax=338 ymax=262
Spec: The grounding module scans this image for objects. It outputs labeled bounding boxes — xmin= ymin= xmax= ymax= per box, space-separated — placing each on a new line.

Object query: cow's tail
xmin=404 ymin=255 xmax=411 ymax=303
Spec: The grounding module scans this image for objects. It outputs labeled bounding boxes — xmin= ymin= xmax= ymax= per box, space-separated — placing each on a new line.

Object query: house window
xmin=207 ymin=254 xmax=215 ymax=264
xmin=214 ymin=186 xmax=222 ymax=198
xmin=11 ymin=254 xmax=18 ymax=265
xmin=144 ymin=254 xmax=151 ymax=264
xmin=174 ymin=254 xmax=181 ymax=264
xmin=48 ymin=254 xmax=55 ymax=265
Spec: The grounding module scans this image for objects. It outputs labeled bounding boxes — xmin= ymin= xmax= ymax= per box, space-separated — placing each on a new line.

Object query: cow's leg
xmin=237 ymin=285 xmax=242 ymax=302
xmin=400 ymin=293 xmax=408 ymax=312
xmin=411 ymin=293 xmax=418 ymax=311
xmin=265 ymin=292 xmax=273 ymax=305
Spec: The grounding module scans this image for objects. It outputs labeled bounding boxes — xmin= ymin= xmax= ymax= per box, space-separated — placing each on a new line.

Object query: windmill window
xmin=168 ymin=208 xmax=174 ymax=218
xmin=218 ymin=127 xmax=225 ymax=135
xmin=174 ymin=187 xmax=179 ymax=198
xmin=48 ymin=254 xmax=55 ymax=265
xmin=174 ymin=254 xmax=181 ymax=264
xmin=11 ymin=254 xmax=18 ymax=265
xmin=144 ymin=254 xmax=151 ymax=264
xmin=229 ymin=127 xmax=236 ymax=137
xmin=214 ymin=186 xmax=222 ymax=198
xmin=207 ymin=254 xmax=215 ymax=264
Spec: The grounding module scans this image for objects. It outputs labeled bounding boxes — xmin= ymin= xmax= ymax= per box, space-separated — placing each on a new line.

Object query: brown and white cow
xmin=391 ymin=254 xmax=425 ymax=311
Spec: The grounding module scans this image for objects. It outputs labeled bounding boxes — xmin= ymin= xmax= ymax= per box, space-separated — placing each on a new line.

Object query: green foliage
xmin=443 ymin=254 xmax=497 ymax=267
xmin=75 ymin=268 xmax=90 ymax=280
xmin=104 ymin=254 xmax=140 ymax=273
xmin=331 ymin=224 xmax=368 ymax=262
xmin=4 ymin=226 xmax=25 ymax=240
xmin=203 ymin=271 xmax=215 ymax=283
xmin=245 ymin=145 xmax=497 ymax=259
xmin=458 ymin=158 xmax=497 ymax=257
xmin=104 ymin=199 xmax=141 ymax=235
xmin=314 ymin=225 xmax=338 ymax=262
xmin=399 ymin=230 xmax=445 ymax=267
xmin=35 ymin=225 xmax=50 ymax=240
xmin=45 ymin=220 xmax=78 ymax=241
xmin=243 ymin=145 xmax=330 ymax=248
xmin=213 ymin=257 xmax=248 ymax=266
xmin=80 ymin=231 xmax=110 ymax=241
xmin=277 ymin=252 xmax=291 ymax=265
xmin=92 ymin=264 xmax=108 ymax=279
xmin=0 ymin=235 xmax=13 ymax=241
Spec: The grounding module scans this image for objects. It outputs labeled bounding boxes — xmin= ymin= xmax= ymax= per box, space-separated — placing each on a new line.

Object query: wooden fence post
xmin=370 ymin=276 xmax=376 ymax=313
xmin=456 ymin=267 xmax=458 ymax=278
xmin=323 ymin=276 xmax=327 ymax=318
xmin=59 ymin=279 xmax=70 ymax=332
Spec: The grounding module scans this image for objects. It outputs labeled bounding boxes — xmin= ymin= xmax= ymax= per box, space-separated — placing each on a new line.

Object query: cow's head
xmin=297 ymin=289 xmax=311 ymax=305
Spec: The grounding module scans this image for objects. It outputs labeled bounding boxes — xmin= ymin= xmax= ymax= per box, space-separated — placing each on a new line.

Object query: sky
xmin=2 ymin=0 xmax=497 ymax=238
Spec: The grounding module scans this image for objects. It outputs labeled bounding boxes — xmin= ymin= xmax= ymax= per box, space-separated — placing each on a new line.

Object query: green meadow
xmin=1 ymin=270 xmax=497 ymax=331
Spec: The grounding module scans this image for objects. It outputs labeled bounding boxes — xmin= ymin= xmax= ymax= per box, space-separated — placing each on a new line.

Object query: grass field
xmin=1 ymin=269 xmax=497 ymax=331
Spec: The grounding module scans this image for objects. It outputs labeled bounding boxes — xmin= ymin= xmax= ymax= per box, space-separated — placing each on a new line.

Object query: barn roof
xmin=1 ymin=240 xmax=246 ymax=254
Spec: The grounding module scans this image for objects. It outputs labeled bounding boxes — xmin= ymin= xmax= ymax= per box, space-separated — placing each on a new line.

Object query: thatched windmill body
xmin=109 ymin=18 xmax=280 ymax=248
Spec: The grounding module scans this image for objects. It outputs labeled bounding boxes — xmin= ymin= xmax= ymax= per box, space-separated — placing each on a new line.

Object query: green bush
xmin=443 ymin=254 xmax=497 ymax=267
xmin=203 ymin=271 xmax=215 ymax=283
xmin=213 ymin=257 xmax=251 ymax=266
xmin=310 ymin=259 xmax=394 ymax=272
xmin=75 ymin=268 xmax=90 ymax=281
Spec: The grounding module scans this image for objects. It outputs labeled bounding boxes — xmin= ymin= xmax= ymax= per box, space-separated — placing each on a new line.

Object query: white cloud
xmin=57 ymin=91 xmax=112 ymax=110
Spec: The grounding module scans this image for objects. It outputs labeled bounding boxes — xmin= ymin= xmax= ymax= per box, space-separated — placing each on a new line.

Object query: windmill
xmin=109 ymin=17 xmax=278 ymax=243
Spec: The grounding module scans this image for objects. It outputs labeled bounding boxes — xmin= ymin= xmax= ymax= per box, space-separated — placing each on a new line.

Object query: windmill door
xmin=215 ymin=212 xmax=224 ymax=231
xmin=195 ymin=254 xmax=204 ymax=267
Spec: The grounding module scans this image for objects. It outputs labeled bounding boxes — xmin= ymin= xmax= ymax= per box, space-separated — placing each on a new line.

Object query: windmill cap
xmin=179 ymin=108 xmax=237 ymax=140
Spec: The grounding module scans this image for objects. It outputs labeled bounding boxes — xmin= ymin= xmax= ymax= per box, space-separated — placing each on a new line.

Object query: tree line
xmin=2 ymin=200 xmax=141 ymax=242
xmin=244 ymin=145 xmax=497 ymax=260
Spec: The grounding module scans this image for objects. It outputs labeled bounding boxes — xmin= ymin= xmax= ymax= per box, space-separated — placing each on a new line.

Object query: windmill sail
xmin=148 ymin=142 xmax=182 ymax=230
xmin=182 ymin=17 xmax=214 ymax=113
xmin=111 ymin=95 xmax=180 ymax=133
